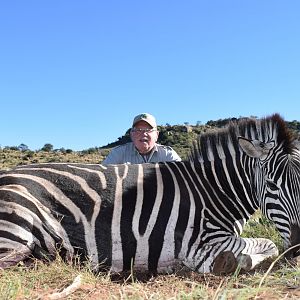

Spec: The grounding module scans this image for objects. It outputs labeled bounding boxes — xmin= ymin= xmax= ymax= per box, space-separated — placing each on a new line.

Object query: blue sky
xmin=1 ymin=1 xmax=300 ymax=151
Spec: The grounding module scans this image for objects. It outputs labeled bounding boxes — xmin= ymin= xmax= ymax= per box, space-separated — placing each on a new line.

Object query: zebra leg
xmin=236 ymin=237 xmax=279 ymax=271
xmin=183 ymin=241 xmax=239 ymax=274
xmin=212 ymin=250 xmax=238 ymax=274
xmin=0 ymin=244 xmax=33 ymax=269
xmin=184 ymin=236 xmax=279 ymax=274
xmin=212 ymin=237 xmax=279 ymax=274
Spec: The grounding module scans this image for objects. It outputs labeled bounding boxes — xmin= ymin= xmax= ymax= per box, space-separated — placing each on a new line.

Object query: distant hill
xmin=1 ymin=117 xmax=300 ymax=169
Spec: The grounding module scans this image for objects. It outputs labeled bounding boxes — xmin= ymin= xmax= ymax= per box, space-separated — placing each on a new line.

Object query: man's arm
xmin=101 ymin=147 xmax=123 ymax=164
xmin=169 ymin=148 xmax=181 ymax=161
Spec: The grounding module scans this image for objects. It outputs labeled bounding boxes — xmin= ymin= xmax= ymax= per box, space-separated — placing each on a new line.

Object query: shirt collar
xmin=133 ymin=143 xmax=158 ymax=155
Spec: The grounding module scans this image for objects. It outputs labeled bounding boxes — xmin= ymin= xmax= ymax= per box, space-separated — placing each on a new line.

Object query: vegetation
xmin=1 ymin=117 xmax=300 ymax=299
xmin=0 ymin=147 xmax=105 ymax=170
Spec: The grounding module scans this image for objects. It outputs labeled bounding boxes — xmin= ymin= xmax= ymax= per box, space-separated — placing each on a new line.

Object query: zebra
xmin=0 ymin=113 xmax=300 ymax=274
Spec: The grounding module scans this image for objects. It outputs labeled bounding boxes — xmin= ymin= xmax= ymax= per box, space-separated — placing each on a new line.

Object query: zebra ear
xmin=238 ymin=137 xmax=275 ymax=159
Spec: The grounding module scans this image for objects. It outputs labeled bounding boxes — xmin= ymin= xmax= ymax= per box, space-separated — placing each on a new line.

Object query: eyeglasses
xmin=131 ymin=128 xmax=157 ymax=134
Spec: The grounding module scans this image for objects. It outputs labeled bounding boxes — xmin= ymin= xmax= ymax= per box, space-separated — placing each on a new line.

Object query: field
xmin=1 ymin=220 xmax=300 ymax=300
xmin=0 ymin=148 xmax=106 ymax=170
xmin=1 ymin=149 xmax=300 ymax=299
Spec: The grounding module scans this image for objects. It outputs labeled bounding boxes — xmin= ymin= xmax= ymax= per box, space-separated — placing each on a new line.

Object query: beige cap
xmin=132 ymin=113 xmax=157 ymax=128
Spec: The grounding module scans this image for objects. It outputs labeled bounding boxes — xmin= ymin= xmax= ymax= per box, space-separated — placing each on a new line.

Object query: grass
xmin=1 ymin=256 xmax=300 ymax=299
xmin=0 ymin=149 xmax=105 ymax=170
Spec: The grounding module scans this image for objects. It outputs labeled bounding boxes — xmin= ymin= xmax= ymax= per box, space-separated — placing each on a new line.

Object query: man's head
xmin=130 ymin=113 xmax=159 ymax=154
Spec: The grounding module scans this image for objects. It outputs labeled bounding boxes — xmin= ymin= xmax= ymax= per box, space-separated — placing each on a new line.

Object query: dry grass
xmin=0 ymin=149 xmax=106 ymax=169
xmin=1 ymin=255 xmax=300 ymax=300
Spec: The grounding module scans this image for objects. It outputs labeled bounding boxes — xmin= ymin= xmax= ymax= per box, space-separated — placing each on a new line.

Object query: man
xmin=102 ymin=113 xmax=181 ymax=164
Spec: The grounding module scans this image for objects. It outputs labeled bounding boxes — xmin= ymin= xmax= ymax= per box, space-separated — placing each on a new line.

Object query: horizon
xmin=2 ymin=114 xmax=299 ymax=151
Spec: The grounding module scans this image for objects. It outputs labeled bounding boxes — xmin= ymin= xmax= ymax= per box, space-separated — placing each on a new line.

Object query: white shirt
xmin=101 ymin=142 xmax=181 ymax=164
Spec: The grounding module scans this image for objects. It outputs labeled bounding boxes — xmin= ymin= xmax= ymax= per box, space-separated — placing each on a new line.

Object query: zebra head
xmin=238 ymin=114 xmax=300 ymax=258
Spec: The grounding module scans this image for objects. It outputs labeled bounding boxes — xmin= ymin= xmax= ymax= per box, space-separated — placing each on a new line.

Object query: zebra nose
xmin=284 ymin=245 xmax=300 ymax=259
xmin=286 ymin=224 xmax=300 ymax=258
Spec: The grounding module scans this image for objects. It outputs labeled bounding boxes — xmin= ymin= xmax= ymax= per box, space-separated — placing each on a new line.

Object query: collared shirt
xmin=101 ymin=142 xmax=181 ymax=165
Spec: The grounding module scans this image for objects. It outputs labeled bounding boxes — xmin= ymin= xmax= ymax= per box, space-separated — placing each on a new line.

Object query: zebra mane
xmin=189 ymin=113 xmax=296 ymax=163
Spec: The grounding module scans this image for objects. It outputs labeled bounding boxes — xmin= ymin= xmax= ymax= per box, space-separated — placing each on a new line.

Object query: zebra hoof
xmin=237 ymin=254 xmax=252 ymax=271
xmin=212 ymin=251 xmax=238 ymax=274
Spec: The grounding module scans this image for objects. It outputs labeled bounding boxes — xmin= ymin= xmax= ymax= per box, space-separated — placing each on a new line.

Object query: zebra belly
xmin=110 ymin=237 xmax=181 ymax=273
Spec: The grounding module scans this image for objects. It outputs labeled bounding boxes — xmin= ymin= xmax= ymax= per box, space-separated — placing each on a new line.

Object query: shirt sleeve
xmin=156 ymin=145 xmax=181 ymax=162
xmin=101 ymin=147 xmax=123 ymax=164
xmin=168 ymin=148 xmax=181 ymax=161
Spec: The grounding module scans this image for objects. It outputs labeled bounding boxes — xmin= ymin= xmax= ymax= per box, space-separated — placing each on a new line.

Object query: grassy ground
xmin=0 ymin=149 xmax=106 ymax=169
xmin=1 ymin=254 xmax=300 ymax=299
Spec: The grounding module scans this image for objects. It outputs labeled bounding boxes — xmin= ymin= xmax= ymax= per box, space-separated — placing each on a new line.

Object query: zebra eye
xmin=266 ymin=180 xmax=279 ymax=191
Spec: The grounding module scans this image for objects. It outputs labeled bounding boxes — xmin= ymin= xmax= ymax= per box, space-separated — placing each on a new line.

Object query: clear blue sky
xmin=1 ymin=1 xmax=299 ymax=151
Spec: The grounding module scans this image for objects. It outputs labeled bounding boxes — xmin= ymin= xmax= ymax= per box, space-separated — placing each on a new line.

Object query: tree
xmin=18 ymin=143 xmax=29 ymax=151
xmin=41 ymin=143 xmax=53 ymax=152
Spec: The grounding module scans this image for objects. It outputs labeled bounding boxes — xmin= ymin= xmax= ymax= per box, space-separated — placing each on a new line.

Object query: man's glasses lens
xmin=132 ymin=128 xmax=156 ymax=134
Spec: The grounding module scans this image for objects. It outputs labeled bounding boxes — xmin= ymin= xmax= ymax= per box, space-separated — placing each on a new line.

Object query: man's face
xmin=130 ymin=121 xmax=159 ymax=154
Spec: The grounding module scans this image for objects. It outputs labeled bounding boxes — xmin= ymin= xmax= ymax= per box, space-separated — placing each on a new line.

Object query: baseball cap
xmin=132 ymin=113 xmax=157 ymax=128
